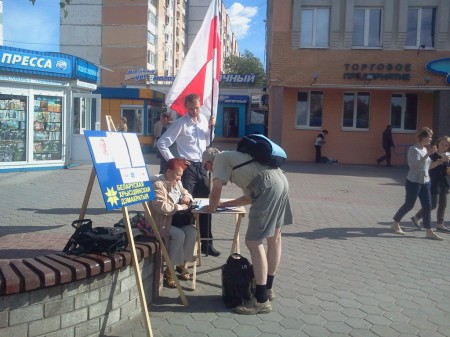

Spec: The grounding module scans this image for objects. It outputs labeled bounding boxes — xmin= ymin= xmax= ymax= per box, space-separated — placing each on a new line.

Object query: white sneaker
xmin=426 ymin=232 xmax=444 ymax=241
xmin=267 ymin=289 xmax=275 ymax=301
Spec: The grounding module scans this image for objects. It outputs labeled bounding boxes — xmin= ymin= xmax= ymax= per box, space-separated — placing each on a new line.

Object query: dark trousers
xmin=181 ymin=162 xmax=213 ymax=245
xmin=394 ymin=180 xmax=432 ymax=229
xmin=415 ymin=185 xmax=448 ymax=225
xmin=315 ymin=145 xmax=322 ymax=163
xmin=377 ymin=146 xmax=392 ymax=166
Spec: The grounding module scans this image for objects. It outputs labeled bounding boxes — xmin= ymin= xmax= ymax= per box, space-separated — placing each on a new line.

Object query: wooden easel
xmin=77 ymin=116 xmax=188 ymax=337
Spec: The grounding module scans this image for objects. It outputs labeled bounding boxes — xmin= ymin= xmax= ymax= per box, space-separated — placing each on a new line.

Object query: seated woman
xmin=148 ymin=158 xmax=197 ymax=287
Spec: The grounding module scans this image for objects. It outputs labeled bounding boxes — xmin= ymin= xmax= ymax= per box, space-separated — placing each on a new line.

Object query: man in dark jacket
xmin=376 ymin=125 xmax=395 ymax=166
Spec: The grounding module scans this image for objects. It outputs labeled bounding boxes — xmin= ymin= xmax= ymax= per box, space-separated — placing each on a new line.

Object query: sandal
xmin=163 ymin=269 xmax=176 ymax=288
xmin=176 ymin=266 xmax=191 ymax=280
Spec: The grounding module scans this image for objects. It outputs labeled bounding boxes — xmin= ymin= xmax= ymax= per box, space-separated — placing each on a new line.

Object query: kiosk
xmin=0 ymin=46 xmax=100 ymax=171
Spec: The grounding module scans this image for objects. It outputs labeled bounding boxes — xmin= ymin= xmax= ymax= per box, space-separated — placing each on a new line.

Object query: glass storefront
xmin=33 ymin=95 xmax=63 ymax=161
xmin=0 ymin=95 xmax=27 ymax=162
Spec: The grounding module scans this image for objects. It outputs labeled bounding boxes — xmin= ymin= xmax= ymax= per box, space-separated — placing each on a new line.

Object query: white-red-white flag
xmin=165 ymin=0 xmax=221 ymax=117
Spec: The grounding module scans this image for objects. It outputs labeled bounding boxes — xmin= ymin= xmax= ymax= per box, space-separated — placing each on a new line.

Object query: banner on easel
xmin=84 ymin=131 xmax=154 ymax=210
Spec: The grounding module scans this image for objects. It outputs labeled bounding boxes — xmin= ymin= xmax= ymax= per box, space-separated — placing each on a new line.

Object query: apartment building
xmin=60 ymin=0 xmax=238 ymax=139
xmin=267 ymin=0 xmax=450 ymax=165
xmin=60 ymin=0 xmax=237 ymax=86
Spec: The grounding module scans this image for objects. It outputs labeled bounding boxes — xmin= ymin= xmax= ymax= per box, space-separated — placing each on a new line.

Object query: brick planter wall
xmin=0 ymin=241 xmax=161 ymax=337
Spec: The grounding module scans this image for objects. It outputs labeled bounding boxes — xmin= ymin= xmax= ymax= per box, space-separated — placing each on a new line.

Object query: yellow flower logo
xmin=105 ymin=187 xmax=119 ymax=207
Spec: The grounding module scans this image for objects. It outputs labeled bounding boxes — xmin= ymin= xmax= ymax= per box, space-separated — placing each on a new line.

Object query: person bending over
xmin=201 ymin=148 xmax=293 ymax=314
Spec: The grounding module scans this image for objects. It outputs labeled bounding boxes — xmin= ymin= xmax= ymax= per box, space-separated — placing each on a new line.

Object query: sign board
xmin=84 ymin=131 xmax=154 ymax=210
xmin=0 ymin=46 xmax=99 ymax=83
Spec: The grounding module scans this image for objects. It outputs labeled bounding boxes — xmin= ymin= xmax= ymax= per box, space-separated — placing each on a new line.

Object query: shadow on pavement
xmin=0 ymin=225 xmax=65 ymax=236
xmin=18 ymin=207 xmax=121 ymax=215
xmin=150 ymin=294 xmax=229 ymax=314
xmin=284 ymin=223 xmax=422 ymax=240
xmin=283 ymin=161 xmax=407 ymax=181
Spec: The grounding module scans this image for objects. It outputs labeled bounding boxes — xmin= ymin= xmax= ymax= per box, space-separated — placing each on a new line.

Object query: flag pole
xmin=209 ymin=0 xmax=219 ymax=147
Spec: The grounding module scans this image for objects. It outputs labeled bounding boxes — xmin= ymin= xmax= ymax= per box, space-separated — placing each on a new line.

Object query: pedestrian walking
xmin=411 ymin=136 xmax=450 ymax=233
xmin=376 ymin=125 xmax=395 ymax=166
xmin=392 ymin=127 xmax=444 ymax=240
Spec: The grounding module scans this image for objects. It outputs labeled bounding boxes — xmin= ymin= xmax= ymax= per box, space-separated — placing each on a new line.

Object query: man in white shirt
xmin=157 ymin=93 xmax=220 ymax=256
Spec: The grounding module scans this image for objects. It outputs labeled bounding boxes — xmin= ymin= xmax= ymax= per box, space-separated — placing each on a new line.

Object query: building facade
xmin=267 ymin=0 xmax=450 ymax=165
xmin=60 ymin=0 xmax=238 ymax=87
xmin=60 ymin=0 xmax=240 ymax=141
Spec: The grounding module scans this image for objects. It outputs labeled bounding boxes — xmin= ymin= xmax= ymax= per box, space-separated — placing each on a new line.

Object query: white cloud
xmin=226 ymin=3 xmax=258 ymax=39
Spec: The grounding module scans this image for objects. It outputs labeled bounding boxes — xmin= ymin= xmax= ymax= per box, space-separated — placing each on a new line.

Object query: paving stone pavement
xmin=1 ymin=153 xmax=450 ymax=337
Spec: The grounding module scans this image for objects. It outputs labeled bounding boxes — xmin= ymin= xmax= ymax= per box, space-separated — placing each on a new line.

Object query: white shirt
xmin=157 ymin=114 xmax=213 ymax=162
xmin=406 ymin=145 xmax=431 ymax=184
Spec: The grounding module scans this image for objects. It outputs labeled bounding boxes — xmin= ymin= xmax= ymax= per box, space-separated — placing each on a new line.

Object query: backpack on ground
xmin=221 ymin=253 xmax=256 ymax=308
xmin=63 ymin=219 xmax=128 ymax=256
xmin=233 ymin=134 xmax=287 ymax=170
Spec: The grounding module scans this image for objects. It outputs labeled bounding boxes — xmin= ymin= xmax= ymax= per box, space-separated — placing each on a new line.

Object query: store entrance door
xmin=70 ymin=93 xmax=101 ymax=165
xmin=223 ymin=107 xmax=239 ymax=138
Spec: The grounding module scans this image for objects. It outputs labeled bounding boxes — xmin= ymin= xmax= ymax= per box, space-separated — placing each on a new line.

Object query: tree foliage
xmin=223 ymin=50 xmax=266 ymax=87
xmin=30 ymin=0 xmax=72 ymax=18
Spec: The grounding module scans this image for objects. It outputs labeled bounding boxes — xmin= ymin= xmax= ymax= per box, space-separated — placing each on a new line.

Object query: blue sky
xmin=2 ymin=0 xmax=267 ymax=63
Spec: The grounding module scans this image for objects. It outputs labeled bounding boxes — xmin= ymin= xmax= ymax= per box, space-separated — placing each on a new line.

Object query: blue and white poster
xmin=84 ymin=131 xmax=154 ymax=210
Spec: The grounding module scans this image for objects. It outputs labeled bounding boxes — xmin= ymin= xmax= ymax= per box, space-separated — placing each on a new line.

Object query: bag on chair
xmin=221 ymin=253 xmax=256 ymax=308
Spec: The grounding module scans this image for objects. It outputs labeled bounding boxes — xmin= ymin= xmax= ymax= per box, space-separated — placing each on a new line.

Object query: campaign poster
xmin=84 ymin=130 xmax=154 ymax=210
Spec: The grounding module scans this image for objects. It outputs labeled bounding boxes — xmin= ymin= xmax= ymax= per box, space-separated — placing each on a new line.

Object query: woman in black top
xmin=411 ymin=136 xmax=450 ymax=232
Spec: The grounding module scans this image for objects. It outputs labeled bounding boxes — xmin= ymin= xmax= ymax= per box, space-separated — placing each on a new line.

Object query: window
xmin=390 ymin=93 xmax=417 ymax=131
xmin=147 ymin=51 xmax=155 ymax=65
xmin=300 ymin=8 xmax=330 ymax=48
xmin=122 ymin=108 xmax=143 ymax=134
xmin=34 ymin=95 xmax=63 ymax=161
xmin=342 ymin=92 xmax=370 ymax=129
xmin=148 ymin=11 xmax=157 ymax=29
xmin=147 ymin=109 xmax=161 ymax=136
xmin=353 ymin=8 xmax=381 ymax=47
xmin=147 ymin=31 xmax=156 ymax=45
xmin=0 ymin=95 xmax=28 ymax=162
xmin=406 ymin=7 xmax=436 ymax=48
xmin=296 ymin=91 xmax=323 ymax=128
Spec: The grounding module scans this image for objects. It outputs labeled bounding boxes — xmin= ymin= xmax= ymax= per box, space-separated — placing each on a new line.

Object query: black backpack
xmin=221 ymin=253 xmax=256 ymax=308
xmin=234 ymin=134 xmax=287 ymax=170
xmin=63 ymin=219 xmax=128 ymax=256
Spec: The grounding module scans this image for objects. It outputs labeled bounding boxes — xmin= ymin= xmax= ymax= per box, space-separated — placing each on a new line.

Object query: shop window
xmin=342 ymin=92 xmax=370 ymax=129
xmin=390 ymin=93 xmax=417 ymax=131
xmin=352 ymin=8 xmax=382 ymax=48
xmin=147 ymin=108 xmax=162 ymax=136
xmin=250 ymin=110 xmax=265 ymax=125
xmin=406 ymin=7 xmax=436 ymax=48
xmin=300 ymin=8 xmax=330 ymax=48
xmin=34 ymin=95 xmax=63 ymax=161
xmin=295 ymin=91 xmax=323 ymax=128
xmin=122 ymin=108 xmax=143 ymax=134
xmin=0 ymin=95 xmax=27 ymax=162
